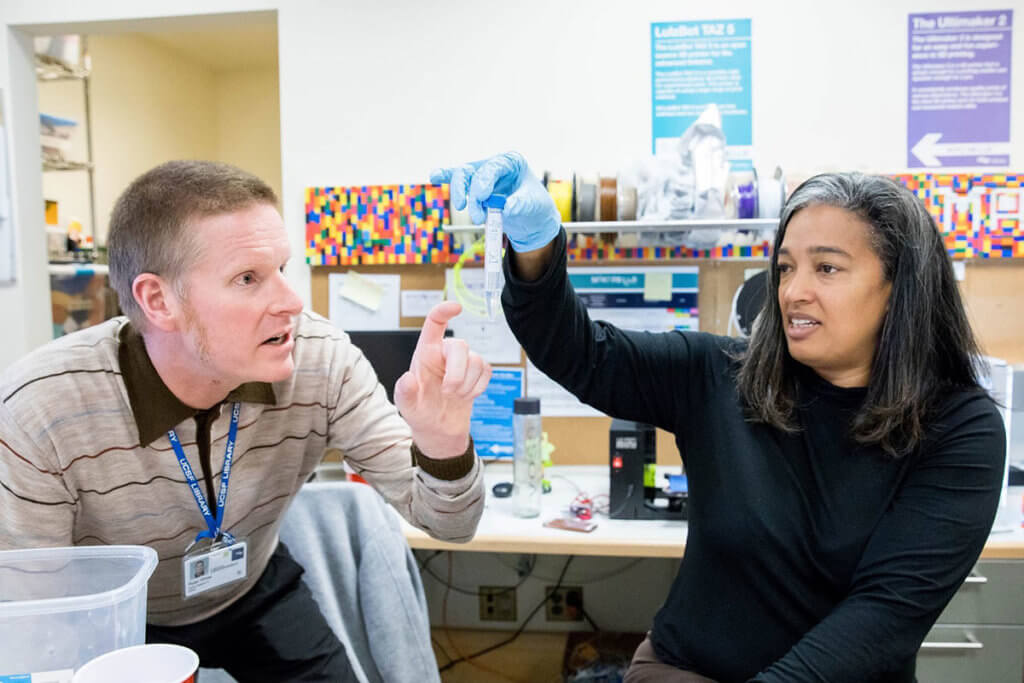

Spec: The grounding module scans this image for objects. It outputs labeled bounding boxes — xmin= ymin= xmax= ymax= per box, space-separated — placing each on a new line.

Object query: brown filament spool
xmin=597 ymin=177 xmax=618 ymax=222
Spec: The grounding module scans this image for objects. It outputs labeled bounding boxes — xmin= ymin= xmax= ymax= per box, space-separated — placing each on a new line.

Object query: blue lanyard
xmin=168 ymin=402 xmax=240 ymax=545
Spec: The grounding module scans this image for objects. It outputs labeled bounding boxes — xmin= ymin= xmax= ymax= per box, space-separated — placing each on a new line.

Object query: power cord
xmin=418 ymin=549 xmax=443 ymax=572
xmin=441 ymin=552 xmax=524 ymax=682
xmin=606 ymin=483 xmax=635 ymax=518
xmin=419 ymin=550 xmax=536 ymax=597
xmin=493 ymin=553 xmax=645 ymax=585
xmin=438 ymin=555 xmax=576 ymax=674
xmin=430 ymin=634 xmax=454 ymax=667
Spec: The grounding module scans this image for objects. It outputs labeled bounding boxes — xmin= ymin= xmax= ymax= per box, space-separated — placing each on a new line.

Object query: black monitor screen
xmin=346 ymin=329 xmax=452 ymax=403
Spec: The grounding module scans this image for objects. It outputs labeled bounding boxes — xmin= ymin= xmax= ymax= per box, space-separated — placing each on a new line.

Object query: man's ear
xmin=132 ymin=273 xmax=181 ymax=332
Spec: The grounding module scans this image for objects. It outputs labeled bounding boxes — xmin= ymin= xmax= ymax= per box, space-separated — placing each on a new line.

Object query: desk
xmin=400 ymin=463 xmax=1024 ymax=682
xmin=401 ymin=463 xmax=1024 ymax=560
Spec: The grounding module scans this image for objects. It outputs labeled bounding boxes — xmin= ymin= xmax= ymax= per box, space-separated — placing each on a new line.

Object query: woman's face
xmin=776 ymin=204 xmax=892 ymax=388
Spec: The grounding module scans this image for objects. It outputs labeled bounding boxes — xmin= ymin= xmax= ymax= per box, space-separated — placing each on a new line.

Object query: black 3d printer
xmin=608 ymin=419 xmax=686 ymax=520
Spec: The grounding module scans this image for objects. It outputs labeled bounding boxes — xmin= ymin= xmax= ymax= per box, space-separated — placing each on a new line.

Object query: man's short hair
xmin=107 ymin=160 xmax=278 ymax=329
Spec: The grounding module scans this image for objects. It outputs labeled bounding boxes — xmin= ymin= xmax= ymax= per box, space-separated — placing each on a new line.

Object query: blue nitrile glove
xmin=429 ymin=151 xmax=561 ymax=252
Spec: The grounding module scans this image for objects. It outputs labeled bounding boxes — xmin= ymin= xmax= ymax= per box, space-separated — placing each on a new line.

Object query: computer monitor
xmin=346 ymin=329 xmax=452 ymax=403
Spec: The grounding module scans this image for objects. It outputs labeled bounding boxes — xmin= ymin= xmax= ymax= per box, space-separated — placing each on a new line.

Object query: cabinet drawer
xmin=935 ymin=560 xmax=1024 ymax=625
xmin=916 ymin=625 xmax=1024 ymax=683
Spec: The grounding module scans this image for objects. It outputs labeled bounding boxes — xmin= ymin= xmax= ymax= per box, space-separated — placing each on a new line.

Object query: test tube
xmin=482 ymin=194 xmax=506 ymax=320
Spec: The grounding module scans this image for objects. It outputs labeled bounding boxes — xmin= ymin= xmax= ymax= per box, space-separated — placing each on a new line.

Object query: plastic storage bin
xmin=0 ymin=545 xmax=158 ymax=677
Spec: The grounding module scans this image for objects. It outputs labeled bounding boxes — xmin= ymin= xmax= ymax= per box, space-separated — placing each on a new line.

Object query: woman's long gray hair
xmin=736 ymin=173 xmax=982 ymax=457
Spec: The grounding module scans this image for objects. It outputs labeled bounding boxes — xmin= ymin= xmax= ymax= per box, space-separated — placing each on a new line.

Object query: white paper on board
xmin=401 ymin=289 xmax=445 ymax=317
xmin=443 ymin=268 xmax=522 ymax=364
xmin=329 ymin=273 xmax=401 ymax=331
xmin=525 ymin=359 xmax=604 ymax=418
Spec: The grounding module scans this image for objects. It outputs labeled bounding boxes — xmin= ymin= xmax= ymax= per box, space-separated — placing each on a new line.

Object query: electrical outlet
xmin=478 ymin=585 xmax=517 ymax=622
xmin=545 ymin=585 xmax=583 ymax=621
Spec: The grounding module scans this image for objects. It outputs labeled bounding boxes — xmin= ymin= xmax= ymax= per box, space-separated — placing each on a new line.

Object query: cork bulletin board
xmin=312 ymin=257 xmax=1022 ymax=466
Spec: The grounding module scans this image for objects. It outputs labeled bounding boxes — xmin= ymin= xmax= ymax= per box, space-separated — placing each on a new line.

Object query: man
xmin=192 ymin=558 xmax=207 ymax=579
xmin=0 ymin=161 xmax=490 ymax=681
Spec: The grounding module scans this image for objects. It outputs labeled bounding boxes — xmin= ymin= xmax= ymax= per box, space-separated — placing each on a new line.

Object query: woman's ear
xmin=132 ymin=273 xmax=180 ymax=332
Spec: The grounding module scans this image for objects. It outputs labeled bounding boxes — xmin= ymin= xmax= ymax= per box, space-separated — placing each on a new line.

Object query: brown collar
xmin=118 ymin=323 xmax=276 ymax=446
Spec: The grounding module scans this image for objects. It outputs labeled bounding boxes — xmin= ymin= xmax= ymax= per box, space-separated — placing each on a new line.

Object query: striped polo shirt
xmin=0 ymin=311 xmax=483 ymax=625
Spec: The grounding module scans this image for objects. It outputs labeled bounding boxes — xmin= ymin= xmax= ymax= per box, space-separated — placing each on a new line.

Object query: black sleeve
xmin=502 ymin=229 xmax=720 ymax=433
xmin=751 ymin=393 xmax=1006 ymax=683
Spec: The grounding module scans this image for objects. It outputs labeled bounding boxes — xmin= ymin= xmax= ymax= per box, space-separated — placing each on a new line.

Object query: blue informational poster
xmin=470 ymin=368 xmax=523 ymax=459
xmin=651 ymin=19 xmax=752 ymax=170
xmin=568 ymin=266 xmax=700 ymax=332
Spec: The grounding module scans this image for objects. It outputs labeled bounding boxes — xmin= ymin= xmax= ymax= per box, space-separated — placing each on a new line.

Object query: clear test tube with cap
xmin=482 ymin=194 xmax=506 ymax=320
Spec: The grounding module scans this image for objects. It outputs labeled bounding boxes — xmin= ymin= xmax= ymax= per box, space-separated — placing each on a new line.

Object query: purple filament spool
xmin=736 ymin=181 xmax=758 ymax=219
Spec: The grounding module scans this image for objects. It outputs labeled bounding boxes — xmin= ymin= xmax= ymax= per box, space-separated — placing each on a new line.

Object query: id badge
xmin=182 ymin=539 xmax=248 ymax=599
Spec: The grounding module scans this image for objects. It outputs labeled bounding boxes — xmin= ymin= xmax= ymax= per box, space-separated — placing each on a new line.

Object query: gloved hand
xmin=430 ymin=151 xmax=561 ymax=252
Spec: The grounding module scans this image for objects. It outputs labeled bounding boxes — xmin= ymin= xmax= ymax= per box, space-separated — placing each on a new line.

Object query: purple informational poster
xmin=908 ymin=10 xmax=1013 ymax=168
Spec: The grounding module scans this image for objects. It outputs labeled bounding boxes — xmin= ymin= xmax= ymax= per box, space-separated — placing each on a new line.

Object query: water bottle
xmin=513 ymin=397 xmax=543 ymax=517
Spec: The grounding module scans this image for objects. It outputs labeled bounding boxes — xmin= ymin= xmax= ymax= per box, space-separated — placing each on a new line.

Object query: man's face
xmin=175 ymin=203 xmax=303 ymax=388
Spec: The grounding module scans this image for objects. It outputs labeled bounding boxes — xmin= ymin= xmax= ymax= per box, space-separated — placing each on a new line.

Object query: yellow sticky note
xmin=643 ymin=272 xmax=672 ymax=302
xmin=339 ymin=271 xmax=383 ymax=311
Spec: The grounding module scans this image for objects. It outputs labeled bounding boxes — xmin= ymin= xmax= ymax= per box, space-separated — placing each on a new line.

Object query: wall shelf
xmin=48 ymin=262 xmax=107 ymax=275
xmin=36 ymin=43 xmax=98 ymax=250
xmin=42 ymin=159 xmax=93 ymax=172
xmin=35 ymin=55 xmax=90 ymax=81
xmin=444 ymin=218 xmax=778 ymax=234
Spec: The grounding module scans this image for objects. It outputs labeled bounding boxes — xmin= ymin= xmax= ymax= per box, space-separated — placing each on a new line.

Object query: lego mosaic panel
xmin=305 ymin=185 xmax=452 ymax=265
xmin=304 ymin=174 xmax=1023 ymax=265
xmin=894 ymin=173 xmax=1023 ymax=258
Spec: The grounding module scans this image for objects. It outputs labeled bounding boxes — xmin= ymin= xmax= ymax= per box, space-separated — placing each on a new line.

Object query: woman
xmin=430 ymin=154 xmax=1006 ymax=683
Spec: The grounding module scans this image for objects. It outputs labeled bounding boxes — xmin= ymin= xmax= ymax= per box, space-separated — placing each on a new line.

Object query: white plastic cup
xmin=72 ymin=643 xmax=199 ymax=683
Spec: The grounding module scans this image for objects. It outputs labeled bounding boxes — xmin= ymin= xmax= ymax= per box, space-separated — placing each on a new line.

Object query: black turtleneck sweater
xmin=502 ymin=231 xmax=1005 ymax=683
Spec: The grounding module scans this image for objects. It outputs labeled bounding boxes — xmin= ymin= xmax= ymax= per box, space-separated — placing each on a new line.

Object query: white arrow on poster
xmin=911 ymin=133 xmax=1013 ymax=168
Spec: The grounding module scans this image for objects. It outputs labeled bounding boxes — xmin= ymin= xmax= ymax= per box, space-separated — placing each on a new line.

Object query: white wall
xmin=2 ymin=0 xmax=1021 ymax=372
xmin=274 ymin=0 xmax=1022 ymax=325
xmin=276 ymin=0 xmax=1022 ymax=183
xmin=0 ymin=28 xmax=51 ymax=369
